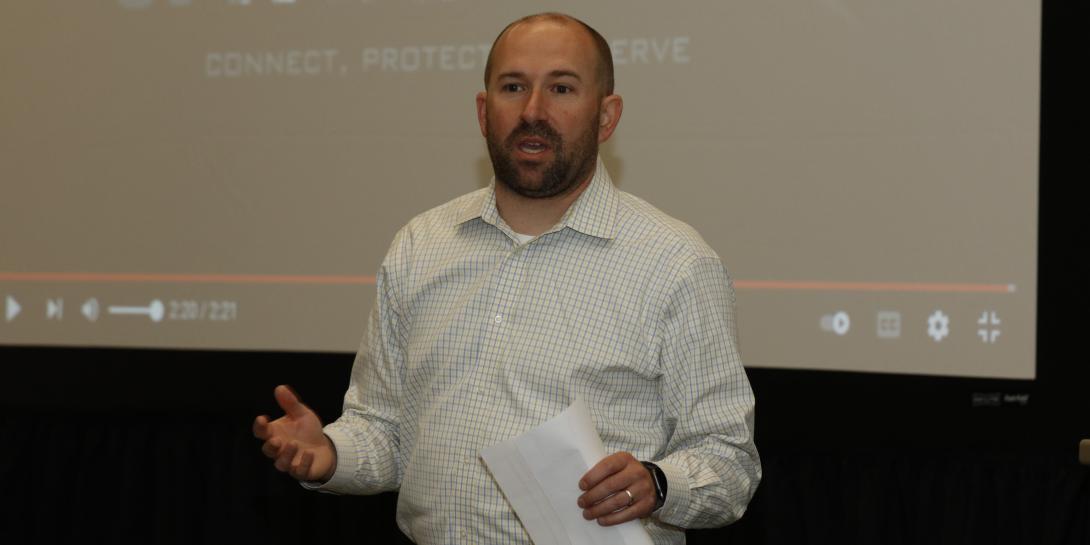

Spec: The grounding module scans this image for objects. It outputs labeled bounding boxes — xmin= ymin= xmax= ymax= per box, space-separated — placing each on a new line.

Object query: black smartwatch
xmin=641 ymin=461 xmax=668 ymax=511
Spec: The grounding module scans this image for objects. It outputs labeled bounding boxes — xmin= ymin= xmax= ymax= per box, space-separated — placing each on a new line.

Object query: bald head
xmin=483 ymin=13 xmax=615 ymax=98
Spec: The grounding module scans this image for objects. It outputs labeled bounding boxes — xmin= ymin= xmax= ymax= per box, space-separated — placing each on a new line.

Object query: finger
xmin=262 ymin=438 xmax=282 ymax=459
xmin=579 ymin=452 xmax=630 ymax=491
xmin=274 ymin=384 xmax=310 ymax=419
xmin=582 ymin=476 xmax=654 ymax=519
xmin=275 ymin=441 xmax=299 ymax=472
xmin=582 ymin=489 xmax=633 ymax=520
xmin=291 ymin=450 xmax=314 ymax=481
xmin=595 ymin=494 xmax=655 ymax=526
xmin=580 ymin=462 xmax=655 ymax=511
xmin=579 ymin=466 xmax=640 ymax=507
xmin=253 ymin=415 xmax=270 ymax=440
xmin=579 ymin=473 xmax=632 ymax=510
xmin=582 ymin=459 xmax=656 ymax=524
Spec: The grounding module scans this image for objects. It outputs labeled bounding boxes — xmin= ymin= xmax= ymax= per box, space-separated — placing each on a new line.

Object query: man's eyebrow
xmin=495 ymin=70 xmax=583 ymax=81
xmin=549 ymin=70 xmax=582 ymax=81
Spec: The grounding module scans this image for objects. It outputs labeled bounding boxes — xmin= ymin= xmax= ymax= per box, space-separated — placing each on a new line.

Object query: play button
xmin=5 ymin=295 xmax=21 ymax=322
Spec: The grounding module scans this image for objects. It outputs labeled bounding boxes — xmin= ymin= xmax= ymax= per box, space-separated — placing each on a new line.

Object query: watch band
xmin=641 ymin=461 xmax=667 ymax=511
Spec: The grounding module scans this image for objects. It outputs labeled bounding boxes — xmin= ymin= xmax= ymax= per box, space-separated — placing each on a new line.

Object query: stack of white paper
xmin=480 ymin=399 xmax=654 ymax=545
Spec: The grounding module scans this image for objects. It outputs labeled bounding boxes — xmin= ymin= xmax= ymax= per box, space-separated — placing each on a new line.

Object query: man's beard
xmin=486 ymin=116 xmax=599 ymax=199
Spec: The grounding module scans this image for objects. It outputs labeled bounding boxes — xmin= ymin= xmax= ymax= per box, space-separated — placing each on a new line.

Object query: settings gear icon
xmin=927 ymin=310 xmax=950 ymax=342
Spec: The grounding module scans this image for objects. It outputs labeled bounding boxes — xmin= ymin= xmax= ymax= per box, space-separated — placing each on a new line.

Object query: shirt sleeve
xmin=306 ymin=229 xmax=412 ymax=495
xmin=652 ymin=256 xmax=762 ymax=528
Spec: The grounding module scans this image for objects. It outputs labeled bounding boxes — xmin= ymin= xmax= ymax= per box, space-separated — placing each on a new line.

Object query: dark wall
xmin=2 ymin=1 xmax=1086 ymax=543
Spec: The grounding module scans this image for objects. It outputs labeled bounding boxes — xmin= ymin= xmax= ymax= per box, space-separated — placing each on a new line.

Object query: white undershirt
xmin=510 ymin=231 xmax=534 ymax=245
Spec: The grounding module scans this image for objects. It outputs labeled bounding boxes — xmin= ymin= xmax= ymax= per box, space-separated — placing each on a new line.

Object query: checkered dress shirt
xmin=317 ymin=158 xmax=761 ymax=544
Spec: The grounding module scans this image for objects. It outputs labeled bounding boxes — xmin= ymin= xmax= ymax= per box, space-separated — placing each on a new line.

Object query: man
xmin=254 ymin=13 xmax=760 ymax=544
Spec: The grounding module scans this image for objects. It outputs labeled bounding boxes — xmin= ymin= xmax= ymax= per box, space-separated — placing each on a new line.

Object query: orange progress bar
xmin=0 ymin=272 xmax=1015 ymax=293
xmin=733 ymin=280 xmax=1015 ymax=293
xmin=0 ymin=272 xmax=375 ymax=285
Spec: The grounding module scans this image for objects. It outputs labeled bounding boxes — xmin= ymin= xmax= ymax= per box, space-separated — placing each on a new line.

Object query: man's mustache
xmin=505 ymin=120 xmax=561 ymax=148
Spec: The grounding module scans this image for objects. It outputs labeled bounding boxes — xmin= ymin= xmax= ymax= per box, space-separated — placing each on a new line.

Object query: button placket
xmin=490 ymin=245 xmax=527 ymax=329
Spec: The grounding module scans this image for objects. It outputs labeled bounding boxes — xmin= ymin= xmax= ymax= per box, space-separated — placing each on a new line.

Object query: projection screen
xmin=0 ymin=0 xmax=1039 ymax=379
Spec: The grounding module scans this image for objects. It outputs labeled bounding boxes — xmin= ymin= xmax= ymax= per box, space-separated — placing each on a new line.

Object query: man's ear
xmin=476 ymin=91 xmax=488 ymax=138
xmin=597 ymin=94 xmax=623 ymax=144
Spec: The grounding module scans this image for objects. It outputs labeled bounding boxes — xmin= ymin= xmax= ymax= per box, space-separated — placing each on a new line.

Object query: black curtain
xmin=3 ymin=348 xmax=1088 ymax=545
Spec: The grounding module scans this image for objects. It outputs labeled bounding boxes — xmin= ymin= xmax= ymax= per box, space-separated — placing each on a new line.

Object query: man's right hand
xmin=253 ymin=385 xmax=337 ymax=483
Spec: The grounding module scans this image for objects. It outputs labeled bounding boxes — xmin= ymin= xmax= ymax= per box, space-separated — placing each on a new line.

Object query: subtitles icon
xmin=876 ymin=311 xmax=901 ymax=339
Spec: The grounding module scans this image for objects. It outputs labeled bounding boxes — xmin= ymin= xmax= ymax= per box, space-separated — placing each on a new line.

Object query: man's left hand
xmin=577 ymin=451 xmax=656 ymax=526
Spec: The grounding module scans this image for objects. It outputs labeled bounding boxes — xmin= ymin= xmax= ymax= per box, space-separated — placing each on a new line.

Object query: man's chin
xmin=491 ymin=153 xmax=575 ymax=198
xmin=509 ymin=164 xmax=551 ymax=189
xmin=514 ymin=156 xmax=551 ymax=171
xmin=503 ymin=178 xmax=547 ymax=196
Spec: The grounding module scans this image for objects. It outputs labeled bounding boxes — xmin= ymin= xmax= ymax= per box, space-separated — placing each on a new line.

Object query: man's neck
xmin=494 ymin=175 xmax=594 ymax=236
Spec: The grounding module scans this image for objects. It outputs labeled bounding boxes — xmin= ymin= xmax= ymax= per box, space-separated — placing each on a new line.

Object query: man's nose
xmin=520 ymin=88 xmax=547 ymax=123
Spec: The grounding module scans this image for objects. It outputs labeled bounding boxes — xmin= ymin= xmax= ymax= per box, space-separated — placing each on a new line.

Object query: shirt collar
xmin=455 ymin=156 xmax=619 ymax=240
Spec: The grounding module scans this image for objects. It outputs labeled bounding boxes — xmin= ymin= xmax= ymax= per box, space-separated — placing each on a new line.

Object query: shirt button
xmin=494 ymin=314 xmax=502 ymax=324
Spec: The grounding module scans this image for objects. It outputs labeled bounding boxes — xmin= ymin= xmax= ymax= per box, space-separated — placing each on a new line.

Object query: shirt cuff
xmin=298 ymin=427 xmax=358 ymax=493
xmin=652 ymin=459 xmax=689 ymax=523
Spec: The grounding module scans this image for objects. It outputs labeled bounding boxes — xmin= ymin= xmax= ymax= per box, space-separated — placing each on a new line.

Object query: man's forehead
xmin=491 ymin=20 xmax=596 ymax=73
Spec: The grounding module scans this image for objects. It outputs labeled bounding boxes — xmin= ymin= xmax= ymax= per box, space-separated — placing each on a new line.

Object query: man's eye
xmin=502 ymin=83 xmax=523 ymax=92
xmin=554 ymin=85 xmax=572 ymax=94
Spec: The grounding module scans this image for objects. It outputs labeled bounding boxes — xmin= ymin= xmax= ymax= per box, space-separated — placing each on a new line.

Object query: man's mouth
xmin=517 ymin=138 xmax=550 ymax=155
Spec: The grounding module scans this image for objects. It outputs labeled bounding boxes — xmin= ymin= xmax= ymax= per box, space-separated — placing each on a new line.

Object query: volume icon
xmin=82 ymin=298 xmax=100 ymax=322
